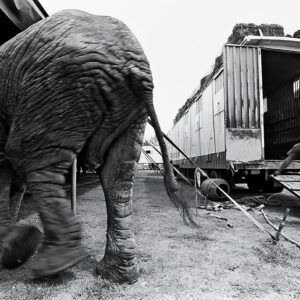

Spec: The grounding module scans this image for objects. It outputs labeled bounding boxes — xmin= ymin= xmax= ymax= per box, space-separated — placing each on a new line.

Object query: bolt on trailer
xmin=167 ymin=36 xmax=300 ymax=192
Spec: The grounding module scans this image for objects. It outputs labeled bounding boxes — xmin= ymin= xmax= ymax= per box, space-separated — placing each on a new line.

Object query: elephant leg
xmin=27 ymin=149 xmax=87 ymax=277
xmin=96 ymin=116 xmax=146 ymax=284
xmin=0 ymin=123 xmax=41 ymax=269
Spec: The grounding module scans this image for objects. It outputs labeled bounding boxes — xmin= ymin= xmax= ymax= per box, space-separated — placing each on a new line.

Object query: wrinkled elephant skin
xmin=0 ymin=10 xmax=193 ymax=283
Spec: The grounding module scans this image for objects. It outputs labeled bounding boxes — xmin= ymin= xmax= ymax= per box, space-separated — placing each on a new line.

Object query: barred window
xmin=293 ymin=77 xmax=300 ymax=100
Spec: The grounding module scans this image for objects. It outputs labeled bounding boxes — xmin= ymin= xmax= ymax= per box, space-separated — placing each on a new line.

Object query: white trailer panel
xmin=213 ymin=70 xmax=225 ymax=153
xmin=199 ymin=82 xmax=215 ymax=156
xmin=190 ymin=101 xmax=199 ymax=158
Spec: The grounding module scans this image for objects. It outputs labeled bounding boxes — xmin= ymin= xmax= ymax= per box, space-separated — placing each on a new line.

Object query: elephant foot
xmin=96 ymin=255 xmax=139 ymax=284
xmin=0 ymin=224 xmax=42 ymax=269
xmin=31 ymin=243 xmax=87 ymax=277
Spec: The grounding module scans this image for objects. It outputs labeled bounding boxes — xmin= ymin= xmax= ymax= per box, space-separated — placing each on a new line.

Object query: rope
xmin=141 ymin=147 xmax=164 ymax=175
xmin=147 ymin=118 xmax=276 ymax=240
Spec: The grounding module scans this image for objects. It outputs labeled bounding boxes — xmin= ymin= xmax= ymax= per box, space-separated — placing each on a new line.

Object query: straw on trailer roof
xmin=173 ymin=23 xmax=286 ymax=125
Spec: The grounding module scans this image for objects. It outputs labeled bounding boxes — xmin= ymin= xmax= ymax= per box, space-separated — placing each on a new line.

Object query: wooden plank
xmin=240 ymin=47 xmax=248 ymax=128
xmin=246 ymin=48 xmax=254 ymax=128
xmin=284 ymin=181 xmax=300 ymax=190
xmin=273 ymin=175 xmax=300 ymax=182
xmin=234 ymin=47 xmax=242 ymax=127
xmin=271 ymin=174 xmax=300 ymax=200
xmin=226 ymin=46 xmax=235 ymax=127
xmin=252 ymin=48 xmax=259 ymax=128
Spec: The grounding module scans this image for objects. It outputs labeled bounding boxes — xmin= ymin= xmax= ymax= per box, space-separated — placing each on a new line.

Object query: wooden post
xmin=71 ymin=157 xmax=77 ymax=215
xmin=274 ymin=208 xmax=290 ymax=242
xmin=194 ymin=168 xmax=201 ymax=216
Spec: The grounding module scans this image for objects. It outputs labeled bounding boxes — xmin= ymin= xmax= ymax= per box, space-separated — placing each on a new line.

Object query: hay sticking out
xmin=227 ymin=23 xmax=284 ymax=44
xmin=173 ymin=23 xmax=285 ymax=125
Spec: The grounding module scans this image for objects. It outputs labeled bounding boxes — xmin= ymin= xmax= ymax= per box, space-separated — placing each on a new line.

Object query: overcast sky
xmin=41 ymin=0 xmax=300 ymax=138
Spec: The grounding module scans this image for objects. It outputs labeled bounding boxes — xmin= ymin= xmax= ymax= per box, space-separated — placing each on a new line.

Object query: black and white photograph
xmin=1 ymin=0 xmax=300 ymax=299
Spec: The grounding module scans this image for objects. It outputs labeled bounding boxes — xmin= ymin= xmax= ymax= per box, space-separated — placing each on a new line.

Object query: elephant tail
xmin=145 ymin=96 xmax=199 ymax=228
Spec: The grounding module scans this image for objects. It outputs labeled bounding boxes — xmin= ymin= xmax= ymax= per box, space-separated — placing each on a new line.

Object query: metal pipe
xmin=71 ymin=157 xmax=77 ymax=215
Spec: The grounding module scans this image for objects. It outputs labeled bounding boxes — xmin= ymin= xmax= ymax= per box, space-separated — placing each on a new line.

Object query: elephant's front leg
xmin=97 ymin=117 xmax=146 ymax=284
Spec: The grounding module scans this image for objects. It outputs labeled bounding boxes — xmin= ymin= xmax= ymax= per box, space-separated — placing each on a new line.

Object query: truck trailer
xmin=167 ymin=36 xmax=300 ymax=192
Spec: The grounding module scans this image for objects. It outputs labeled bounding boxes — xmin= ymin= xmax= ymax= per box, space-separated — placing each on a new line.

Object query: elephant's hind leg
xmin=25 ymin=149 xmax=87 ymax=277
xmin=0 ymin=122 xmax=41 ymax=269
xmin=96 ymin=116 xmax=146 ymax=284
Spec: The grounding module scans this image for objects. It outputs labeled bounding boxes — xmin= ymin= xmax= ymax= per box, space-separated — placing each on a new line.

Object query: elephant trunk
xmin=145 ymin=97 xmax=198 ymax=227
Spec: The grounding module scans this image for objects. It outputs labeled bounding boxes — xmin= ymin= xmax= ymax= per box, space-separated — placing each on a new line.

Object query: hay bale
xmin=227 ymin=23 xmax=259 ymax=44
xmin=259 ymin=24 xmax=284 ymax=37
xmin=227 ymin=23 xmax=284 ymax=44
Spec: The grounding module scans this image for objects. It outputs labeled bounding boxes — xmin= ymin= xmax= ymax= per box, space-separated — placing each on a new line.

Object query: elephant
xmin=0 ymin=9 xmax=195 ymax=283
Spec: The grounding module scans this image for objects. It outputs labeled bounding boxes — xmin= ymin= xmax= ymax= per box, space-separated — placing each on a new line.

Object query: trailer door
xmin=223 ymin=45 xmax=263 ymax=162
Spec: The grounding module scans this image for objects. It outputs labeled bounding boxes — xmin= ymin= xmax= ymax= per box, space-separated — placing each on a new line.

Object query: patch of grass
xmin=253 ymin=241 xmax=298 ymax=265
xmin=2 ymin=175 xmax=300 ymax=299
xmin=80 ymin=279 xmax=121 ymax=300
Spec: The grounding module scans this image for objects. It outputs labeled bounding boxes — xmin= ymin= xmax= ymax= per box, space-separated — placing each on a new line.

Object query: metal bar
xmin=257 ymin=48 xmax=265 ymax=159
xmin=71 ymin=157 xmax=77 ymax=215
xmin=194 ymin=168 xmax=202 ymax=216
xmin=141 ymin=148 xmax=164 ymax=175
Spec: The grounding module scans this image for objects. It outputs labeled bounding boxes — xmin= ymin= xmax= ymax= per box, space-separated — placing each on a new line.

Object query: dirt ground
xmin=1 ymin=170 xmax=300 ymax=299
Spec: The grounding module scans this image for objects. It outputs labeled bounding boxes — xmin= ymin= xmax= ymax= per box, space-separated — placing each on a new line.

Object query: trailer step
xmin=271 ymin=175 xmax=300 ymax=198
